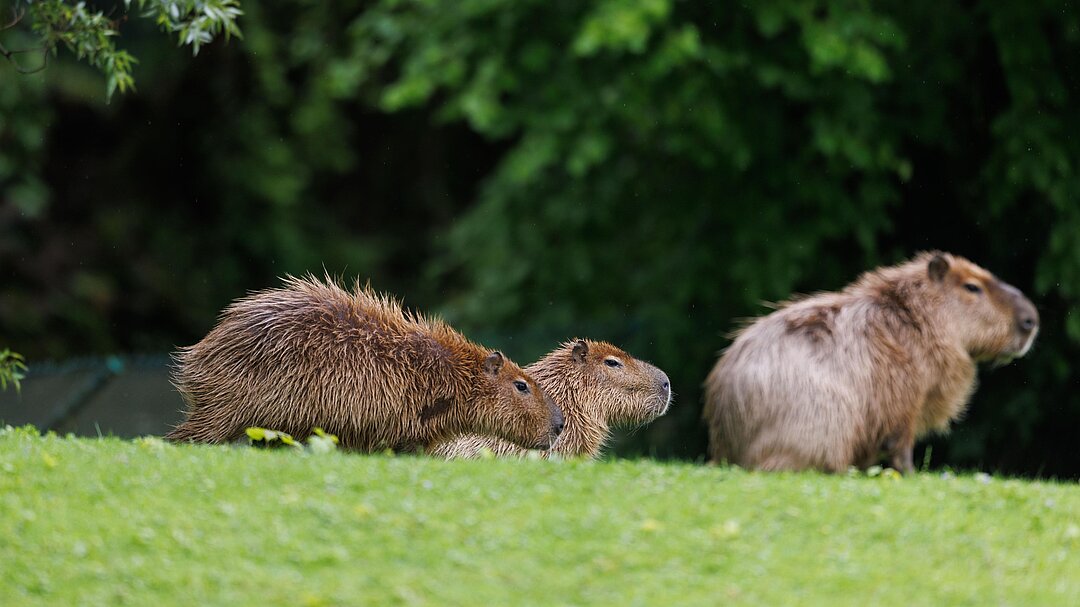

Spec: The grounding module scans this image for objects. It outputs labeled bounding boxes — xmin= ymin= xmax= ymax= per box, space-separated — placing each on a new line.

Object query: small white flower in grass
xmin=135 ymin=436 xmax=167 ymax=451
xmin=710 ymin=520 xmax=741 ymax=538
xmin=307 ymin=428 xmax=339 ymax=454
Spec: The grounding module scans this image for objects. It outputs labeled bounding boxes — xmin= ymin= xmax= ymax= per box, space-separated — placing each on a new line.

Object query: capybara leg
xmin=884 ymin=430 xmax=916 ymax=474
xmin=165 ymin=410 xmax=243 ymax=444
xmin=706 ymin=441 xmax=731 ymax=465
xmin=164 ymin=420 xmax=199 ymax=442
xmin=754 ymin=451 xmax=809 ymax=472
xmin=856 ymin=449 xmax=881 ymax=470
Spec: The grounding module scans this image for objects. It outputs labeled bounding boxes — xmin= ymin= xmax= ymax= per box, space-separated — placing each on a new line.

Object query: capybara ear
xmin=571 ymin=339 xmax=589 ymax=363
xmin=484 ymin=351 xmax=505 ymax=376
xmin=928 ymin=253 xmax=949 ymax=282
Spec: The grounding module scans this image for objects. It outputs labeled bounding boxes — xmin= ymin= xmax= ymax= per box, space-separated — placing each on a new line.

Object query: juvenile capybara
xmin=167 ymin=275 xmax=564 ymax=451
xmin=430 ymin=339 xmax=672 ymax=459
xmin=703 ymin=252 xmax=1039 ymax=473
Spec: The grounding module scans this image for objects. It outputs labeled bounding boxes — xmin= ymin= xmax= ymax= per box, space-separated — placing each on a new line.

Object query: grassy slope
xmin=0 ymin=429 xmax=1077 ymax=606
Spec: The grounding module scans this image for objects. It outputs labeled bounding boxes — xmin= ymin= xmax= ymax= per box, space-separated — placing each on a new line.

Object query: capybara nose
xmin=551 ymin=416 xmax=565 ymax=438
xmin=1016 ymin=302 xmax=1039 ymax=334
xmin=549 ymin=402 xmax=565 ymax=438
xmin=1009 ymin=289 xmax=1039 ymax=334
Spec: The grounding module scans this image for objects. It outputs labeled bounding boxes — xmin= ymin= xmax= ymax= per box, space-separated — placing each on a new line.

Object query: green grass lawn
xmin=1 ymin=427 xmax=1077 ymax=606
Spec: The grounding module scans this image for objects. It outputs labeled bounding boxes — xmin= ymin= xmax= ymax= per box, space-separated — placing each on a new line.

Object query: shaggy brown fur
xmin=703 ymin=252 xmax=1039 ymax=473
xmin=167 ymin=275 xmax=564 ymax=451
xmin=429 ymin=339 xmax=672 ymax=459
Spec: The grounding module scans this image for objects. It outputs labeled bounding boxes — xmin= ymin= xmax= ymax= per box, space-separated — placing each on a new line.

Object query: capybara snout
xmin=1005 ymin=284 xmax=1039 ymax=357
xmin=1002 ymin=283 xmax=1039 ymax=354
xmin=549 ymin=400 xmax=566 ymax=441
xmin=652 ymin=370 xmax=673 ymax=416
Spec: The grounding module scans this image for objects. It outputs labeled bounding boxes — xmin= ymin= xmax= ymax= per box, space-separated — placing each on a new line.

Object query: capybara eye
xmin=513 ymin=380 xmax=529 ymax=393
xmin=964 ymin=282 xmax=982 ymax=294
xmin=604 ymin=358 xmax=623 ymax=368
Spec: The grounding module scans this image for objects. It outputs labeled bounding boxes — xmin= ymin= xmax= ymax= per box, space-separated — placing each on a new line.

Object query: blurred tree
xmin=1 ymin=0 xmax=1078 ymax=475
xmin=1 ymin=0 xmax=242 ymax=391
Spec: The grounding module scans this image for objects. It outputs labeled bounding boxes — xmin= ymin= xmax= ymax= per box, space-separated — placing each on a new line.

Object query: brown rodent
xmin=167 ymin=275 xmax=564 ymax=451
xmin=430 ymin=339 xmax=672 ymax=459
xmin=703 ymin=251 xmax=1039 ymax=473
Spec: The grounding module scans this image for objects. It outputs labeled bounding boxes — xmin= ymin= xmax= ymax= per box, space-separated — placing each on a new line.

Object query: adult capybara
xmin=167 ymin=275 xmax=564 ymax=451
xmin=703 ymin=252 xmax=1039 ymax=473
xmin=430 ymin=339 xmax=672 ymax=459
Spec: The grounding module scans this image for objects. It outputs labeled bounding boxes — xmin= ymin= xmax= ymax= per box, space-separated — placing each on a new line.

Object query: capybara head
xmin=558 ymin=339 xmax=672 ymax=423
xmin=475 ymin=351 xmax=564 ymax=449
xmin=923 ymin=252 xmax=1039 ymax=364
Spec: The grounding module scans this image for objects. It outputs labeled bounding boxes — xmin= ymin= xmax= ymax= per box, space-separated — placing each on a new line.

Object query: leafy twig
xmin=0 ymin=6 xmax=48 ymax=73
xmin=0 ymin=349 xmax=28 ymax=394
xmin=2 ymin=1 xmax=244 ymax=99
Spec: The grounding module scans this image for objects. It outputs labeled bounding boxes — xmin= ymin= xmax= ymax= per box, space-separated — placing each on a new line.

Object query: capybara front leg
xmin=884 ymin=429 xmax=916 ymax=474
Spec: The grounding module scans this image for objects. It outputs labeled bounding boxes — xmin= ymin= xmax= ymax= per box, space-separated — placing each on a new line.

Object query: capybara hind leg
xmin=166 ymin=411 xmax=243 ymax=444
xmin=753 ymin=451 xmax=809 ymax=472
xmin=164 ymin=420 xmax=199 ymax=442
xmin=754 ymin=450 xmax=851 ymax=474
xmin=706 ymin=441 xmax=731 ymax=465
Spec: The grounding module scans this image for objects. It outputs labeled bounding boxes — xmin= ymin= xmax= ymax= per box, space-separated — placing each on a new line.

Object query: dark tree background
xmin=2 ymin=0 xmax=1079 ymax=477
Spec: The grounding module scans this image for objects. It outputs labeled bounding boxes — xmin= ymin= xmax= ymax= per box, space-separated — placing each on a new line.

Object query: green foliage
xmin=24 ymin=0 xmax=139 ymax=97
xmin=3 ymin=0 xmax=241 ymax=99
xmin=131 ymin=0 xmax=243 ymax=55
xmin=245 ymin=425 xmax=301 ymax=447
xmin=2 ymin=432 xmax=1079 ymax=604
xmin=0 ymin=349 xmax=27 ymax=393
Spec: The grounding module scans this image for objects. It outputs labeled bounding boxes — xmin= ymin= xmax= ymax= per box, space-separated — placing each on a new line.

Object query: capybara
xmin=430 ymin=339 xmax=672 ymax=459
xmin=703 ymin=251 xmax=1039 ymax=473
xmin=167 ymin=275 xmax=564 ymax=451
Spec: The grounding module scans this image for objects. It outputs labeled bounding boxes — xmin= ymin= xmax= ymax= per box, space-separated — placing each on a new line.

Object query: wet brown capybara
xmin=703 ymin=252 xmax=1039 ymax=473
xmin=167 ymin=275 xmax=564 ymax=451
xmin=430 ymin=339 xmax=671 ymax=459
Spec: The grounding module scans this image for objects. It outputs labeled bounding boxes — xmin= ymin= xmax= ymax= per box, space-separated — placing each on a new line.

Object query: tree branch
xmin=0 ymin=41 xmax=50 ymax=74
xmin=2 ymin=6 xmax=25 ymax=31
xmin=0 ymin=7 xmax=49 ymax=74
